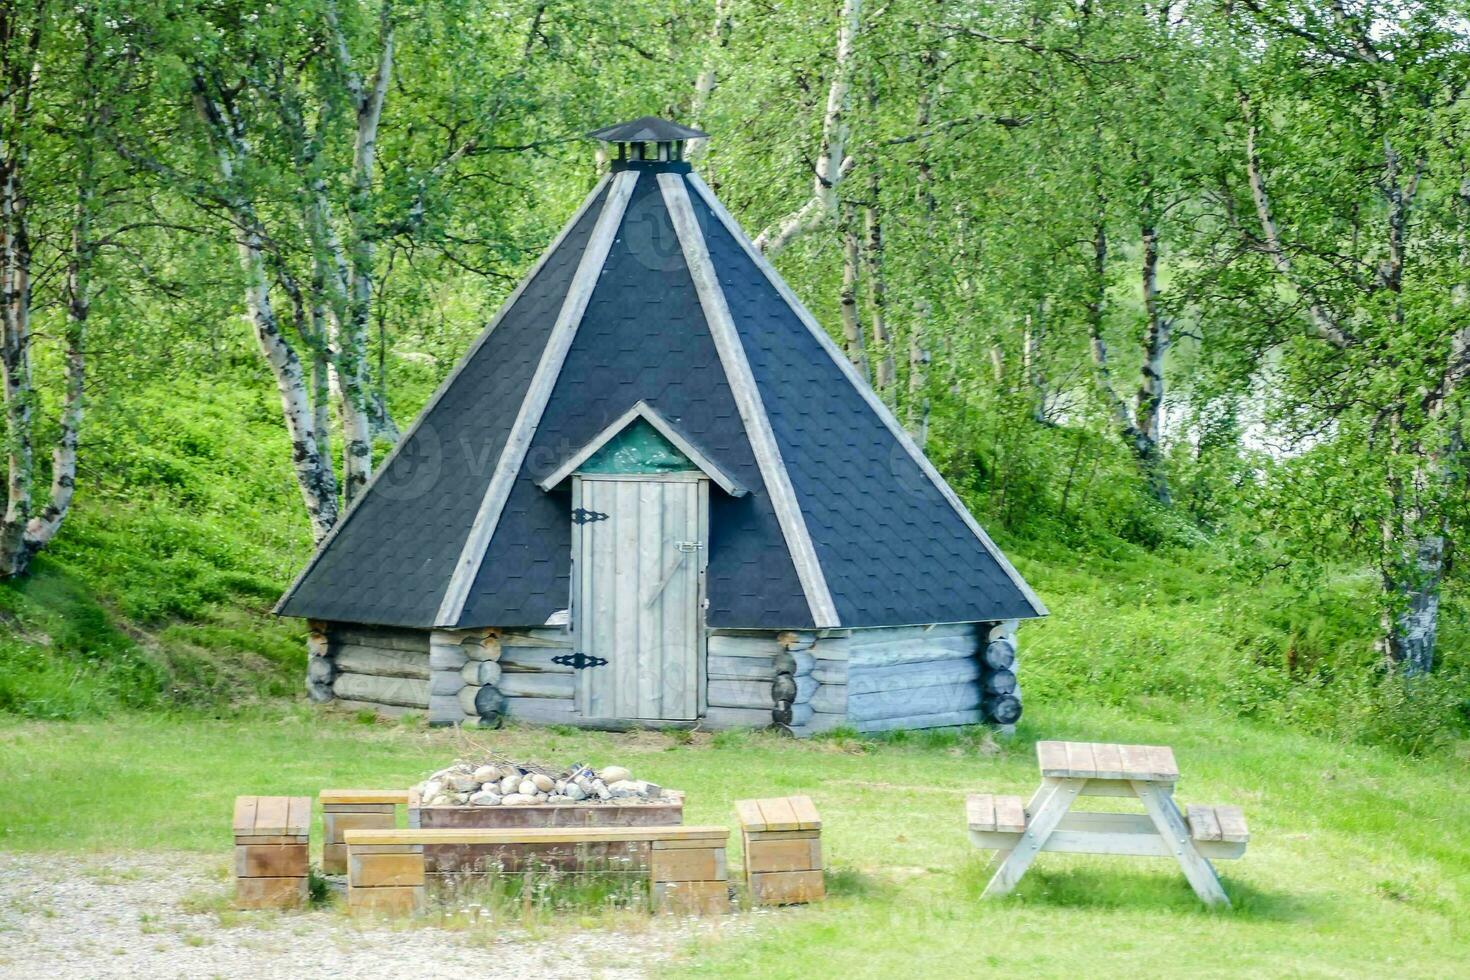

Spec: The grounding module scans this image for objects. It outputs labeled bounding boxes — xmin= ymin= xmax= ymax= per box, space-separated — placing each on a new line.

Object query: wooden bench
xmin=967 ymin=741 xmax=1250 ymax=907
xmin=234 ymin=795 xmax=310 ymax=909
xmin=319 ymin=789 xmax=410 ymax=875
xmin=344 ymin=825 xmax=732 ymax=916
xmin=734 ymin=795 xmax=825 ymax=905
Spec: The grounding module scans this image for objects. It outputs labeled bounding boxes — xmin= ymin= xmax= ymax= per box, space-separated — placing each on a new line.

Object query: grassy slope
xmin=0 ymin=703 xmax=1466 ymax=976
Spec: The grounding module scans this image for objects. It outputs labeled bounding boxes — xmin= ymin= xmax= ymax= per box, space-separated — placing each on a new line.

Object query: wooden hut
xmin=276 ymin=117 xmax=1046 ymax=735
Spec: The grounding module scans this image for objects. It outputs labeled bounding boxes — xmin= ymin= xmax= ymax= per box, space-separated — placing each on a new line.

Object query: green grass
xmin=1 ymin=702 xmax=1466 ymax=976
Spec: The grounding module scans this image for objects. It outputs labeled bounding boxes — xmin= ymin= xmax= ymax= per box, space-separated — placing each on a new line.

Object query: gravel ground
xmin=0 ymin=854 xmax=724 ymax=979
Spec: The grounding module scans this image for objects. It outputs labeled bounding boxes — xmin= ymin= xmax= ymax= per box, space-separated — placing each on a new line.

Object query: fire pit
xmin=408 ymin=761 xmax=684 ymax=874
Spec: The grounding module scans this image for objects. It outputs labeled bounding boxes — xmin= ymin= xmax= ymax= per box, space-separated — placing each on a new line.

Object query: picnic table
xmin=967 ymin=740 xmax=1247 ymax=908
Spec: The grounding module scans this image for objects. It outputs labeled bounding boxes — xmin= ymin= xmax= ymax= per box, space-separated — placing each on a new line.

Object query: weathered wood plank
xmin=1187 ymin=804 xmax=1223 ymax=842
xmin=334 ymin=645 xmax=430 ymax=679
xmin=1214 ymin=805 xmax=1249 ymax=843
xmin=706 ymin=678 xmax=771 ymax=710
xmin=1036 ymin=740 xmax=1070 ymax=776
xmin=333 ymin=672 xmax=430 ymax=709
xmin=235 ymin=844 xmax=308 ymax=878
xmin=847 ymin=637 xmax=979 ymax=669
xmin=754 ymin=798 xmax=800 ymax=832
xmin=734 ymin=799 xmax=767 ymax=832
xmin=497 ymin=646 xmax=574 ymax=674
xmin=1064 ymin=742 xmax=1097 ymax=778
xmin=853 ymin=708 xmax=983 ymax=733
xmin=847 ymin=681 xmax=981 ymax=722
xmin=1089 ymin=742 xmax=1126 ymax=780
xmin=966 ymin=793 xmax=996 ymax=832
xmin=499 ymin=628 xmax=574 ymax=648
xmin=807 ymin=684 xmax=847 ymax=714
xmin=232 ymin=796 xmax=258 ymax=835
xmin=651 ymin=845 xmax=725 ymax=882
xmin=1117 ymin=743 xmax=1154 ymax=779
xmin=745 ymin=836 xmax=820 ymax=873
xmin=1146 ymin=745 xmax=1180 ymax=781
xmin=842 ymin=623 xmax=979 ymax=645
xmin=702 ymin=705 xmax=773 ymax=729
xmin=705 ymin=634 xmax=780 ymax=658
xmin=748 ymin=869 xmax=824 ymax=905
xmin=332 ymin=626 xmax=429 ymax=654
xmin=846 ymin=658 xmax=982 ymax=696
xmin=502 ymin=695 xmax=577 ymax=725
xmin=787 ymin=796 xmax=821 ymax=830
xmin=253 ymin=797 xmax=289 ymax=836
xmin=993 ymin=795 xmax=1027 ymax=834
xmin=496 ymin=671 xmax=575 ymax=699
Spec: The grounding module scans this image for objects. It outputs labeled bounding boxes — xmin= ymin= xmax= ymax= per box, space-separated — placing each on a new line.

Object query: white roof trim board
xmin=536 ymin=400 xmax=748 ymax=498
xmin=659 ymin=173 xmax=842 ymax=629
xmin=685 ymin=173 xmax=1049 ymax=618
xmin=272 ymin=174 xmax=615 ymax=618
xmin=434 ymin=170 xmax=641 ymax=627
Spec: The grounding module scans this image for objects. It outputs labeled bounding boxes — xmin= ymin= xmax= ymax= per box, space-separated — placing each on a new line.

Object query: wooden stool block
xmin=233 ymin=795 xmax=311 ymax=910
xmin=236 ymin=876 xmax=309 ymax=910
xmin=347 ymin=884 xmax=425 ymax=915
xmin=735 ymin=795 xmax=825 ymax=905
xmin=653 ymin=879 xmax=731 ymax=915
xmin=320 ymin=790 xmax=407 ymax=874
xmin=749 ymin=869 xmax=825 ymax=905
xmin=346 ymin=834 xmax=427 ymax=917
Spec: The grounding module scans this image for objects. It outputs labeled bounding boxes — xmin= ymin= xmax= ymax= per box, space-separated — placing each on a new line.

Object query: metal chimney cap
xmin=586 ymin=116 xmax=708 ymax=143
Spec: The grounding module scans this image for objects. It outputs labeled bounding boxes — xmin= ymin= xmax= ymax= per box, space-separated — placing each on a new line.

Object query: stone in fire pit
xmin=412 ymin=761 xmax=666 ymax=808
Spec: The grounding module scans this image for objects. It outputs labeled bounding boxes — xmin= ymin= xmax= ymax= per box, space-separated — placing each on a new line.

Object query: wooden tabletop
xmin=1035 ymin=740 xmax=1179 ymax=782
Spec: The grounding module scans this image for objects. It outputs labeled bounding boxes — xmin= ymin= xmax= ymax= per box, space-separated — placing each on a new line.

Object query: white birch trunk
xmin=194 ymin=87 xmax=340 ymax=540
xmin=327 ymin=0 xmax=396 ymax=502
xmin=0 ymin=141 xmax=35 ymax=573
xmin=863 ymin=177 xmax=896 ymax=399
xmin=752 ymin=0 xmax=861 ymax=255
xmin=838 ymin=201 xmax=869 ymax=380
xmin=686 ymin=0 xmax=731 ymax=161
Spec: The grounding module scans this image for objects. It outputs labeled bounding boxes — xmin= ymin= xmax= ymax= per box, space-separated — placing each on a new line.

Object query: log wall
xmin=312 ymin=617 xmax=1023 ymax=734
xmin=321 ymin=624 xmax=432 ymax=718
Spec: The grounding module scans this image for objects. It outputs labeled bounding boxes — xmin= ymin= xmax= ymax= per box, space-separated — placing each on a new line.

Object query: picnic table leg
xmin=981 ymin=777 xmax=1085 ymax=899
xmin=1131 ymin=780 xmax=1231 ymax=909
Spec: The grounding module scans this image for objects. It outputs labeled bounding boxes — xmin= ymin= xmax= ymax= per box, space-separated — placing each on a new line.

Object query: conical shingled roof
xmin=277 ymin=154 xmax=1045 ymax=630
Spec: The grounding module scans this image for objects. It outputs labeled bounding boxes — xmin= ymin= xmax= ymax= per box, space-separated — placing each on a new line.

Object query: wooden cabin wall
xmin=705 ymin=631 xmax=848 ymax=736
xmin=308 ymin=619 xmax=1020 ymax=734
xmin=316 ymin=623 xmax=432 ymax=717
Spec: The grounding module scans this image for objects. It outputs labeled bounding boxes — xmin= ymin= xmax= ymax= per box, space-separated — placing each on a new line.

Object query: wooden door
xmin=573 ymin=475 xmax=705 ymax=721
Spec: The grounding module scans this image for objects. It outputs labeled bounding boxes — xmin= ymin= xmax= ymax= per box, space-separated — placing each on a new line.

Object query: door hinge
xmin=552 ymin=652 xmax=609 ymax=670
xmin=571 ymin=507 xmax=609 ymax=525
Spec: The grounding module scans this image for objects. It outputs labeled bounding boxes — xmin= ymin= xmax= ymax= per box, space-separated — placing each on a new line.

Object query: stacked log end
xmin=981 ymin=620 xmax=1021 ymax=731
xmin=305 ymin=619 xmax=335 ymax=703
xmin=428 ymin=628 xmax=503 ymax=727
xmin=771 ymin=630 xmax=818 ymax=733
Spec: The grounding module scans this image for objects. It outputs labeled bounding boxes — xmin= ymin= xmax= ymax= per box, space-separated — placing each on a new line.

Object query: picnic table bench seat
xmin=1186 ymin=804 xmax=1249 ymax=844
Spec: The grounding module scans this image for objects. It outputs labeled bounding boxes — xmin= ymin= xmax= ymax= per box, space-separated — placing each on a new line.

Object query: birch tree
xmin=0 ymin=0 xmax=101 ymax=577
xmin=751 ymin=0 xmax=862 ymax=256
xmin=1231 ymin=2 xmax=1470 ymax=674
